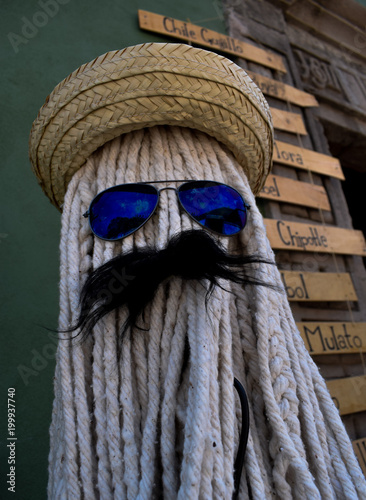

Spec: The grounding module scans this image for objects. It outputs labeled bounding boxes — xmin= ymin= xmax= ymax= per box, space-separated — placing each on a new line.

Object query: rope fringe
xmin=49 ymin=126 xmax=366 ymax=499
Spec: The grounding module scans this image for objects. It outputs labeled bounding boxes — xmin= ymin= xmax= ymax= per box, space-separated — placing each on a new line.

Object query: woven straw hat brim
xmin=29 ymin=42 xmax=273 ymax=210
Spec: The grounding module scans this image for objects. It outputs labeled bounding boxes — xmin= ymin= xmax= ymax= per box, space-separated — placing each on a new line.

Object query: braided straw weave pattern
xmin=29 ymin=43 xmax=273 ymax=210
xmin=50 ymin=126 xmax=366 ymax=499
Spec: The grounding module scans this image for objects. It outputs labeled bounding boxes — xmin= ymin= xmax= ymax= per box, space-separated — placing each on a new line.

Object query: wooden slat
xmin=259 ymin=174 xmax=331 ymax=210
xmin=138 ymin=10 xmax=287 ymax=72
xmin=286 ymin=2 xmax=366 ymax=60
xmin=327 ymin=375 xmax=366 ymax=416
xmin=353 ymin=438 xmax=366 ymax=477
xmin=264 ymin=219 xmax=366 ymax=256
xmin=273 ymin=141 xmax=344 ymax=180
xmin=270 ymin=108 xmax=307 ymax=135
xmin=296 ymin=322 xmax=366 ymax=355
xmin=247 ymin=70 xmax=318 ymax=107
xmin=281 ymin=271 xmax=357 ymax=302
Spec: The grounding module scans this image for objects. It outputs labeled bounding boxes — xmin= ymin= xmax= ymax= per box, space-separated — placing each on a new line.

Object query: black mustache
xmin=66 ymin=230 xmax=281 ymax=340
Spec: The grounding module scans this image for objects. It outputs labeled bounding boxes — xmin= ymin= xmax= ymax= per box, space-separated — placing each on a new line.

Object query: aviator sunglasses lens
xmin=178 ymin=181 xmax=247 ymax=236
xmin=88 ymin=184 xmax=159 ymax=241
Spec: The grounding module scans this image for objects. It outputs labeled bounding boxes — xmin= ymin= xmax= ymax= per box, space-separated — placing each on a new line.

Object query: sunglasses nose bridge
xmin=158 ymin=186 xmax=179 ymax=207
xmin=158 ymin=186 xmax=178 ymax=194
xmin=157 ymin=186 xmax=182 ymax=220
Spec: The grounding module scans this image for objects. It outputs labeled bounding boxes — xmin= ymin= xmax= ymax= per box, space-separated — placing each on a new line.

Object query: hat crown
xmin=29 ymin=42 xmax=273 ymax=209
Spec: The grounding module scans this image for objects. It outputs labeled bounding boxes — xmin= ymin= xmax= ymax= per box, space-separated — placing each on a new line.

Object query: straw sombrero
xmin=29 ymin=42 xmax=273 ymax=210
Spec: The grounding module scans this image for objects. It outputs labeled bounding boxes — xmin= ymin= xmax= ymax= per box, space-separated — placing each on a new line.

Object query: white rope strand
xmin=49 ymin=126 xmax=366 ymax=499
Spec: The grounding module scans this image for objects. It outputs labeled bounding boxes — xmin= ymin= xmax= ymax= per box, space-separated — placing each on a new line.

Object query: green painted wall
xmin=0 ymin=2 xmax=226 ymax=498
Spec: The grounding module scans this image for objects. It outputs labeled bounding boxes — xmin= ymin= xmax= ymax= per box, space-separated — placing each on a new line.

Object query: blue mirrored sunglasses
xmin=83 ymin=180 xmax=251 ymax=241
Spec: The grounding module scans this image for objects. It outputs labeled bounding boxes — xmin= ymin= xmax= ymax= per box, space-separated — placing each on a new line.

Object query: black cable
xmin=233 ymin=377 xmax=250 ymax=500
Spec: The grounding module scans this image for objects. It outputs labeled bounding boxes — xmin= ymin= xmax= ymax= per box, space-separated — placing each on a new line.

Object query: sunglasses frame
xmin=83 ymin=179 xmax=251 ymax=241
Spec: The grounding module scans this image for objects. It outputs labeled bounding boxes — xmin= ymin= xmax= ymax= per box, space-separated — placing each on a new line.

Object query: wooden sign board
xmin=296 ymin=322 xmax=366 ymax=355
xmin=353 ymin=438 xmax=366 ymax=477
xmin=259 ymin=174 xmax=331 ymax=210
xmin=281 ymin=271 xmax=357 ymax=302
xmin=270 ymin=108 xmax=307 ymax=135
xmin=274 ymin=141 xmax=344 ymax=180
xmin=138 ymin=10 xmax=287 ymax=72
xmin=264 ymin=219 xmax=366 ymax=256
xmin=327 ymin=375 xmax=366 ymax=416
xmin=247 ymin=70 xmax=318 ymax=107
